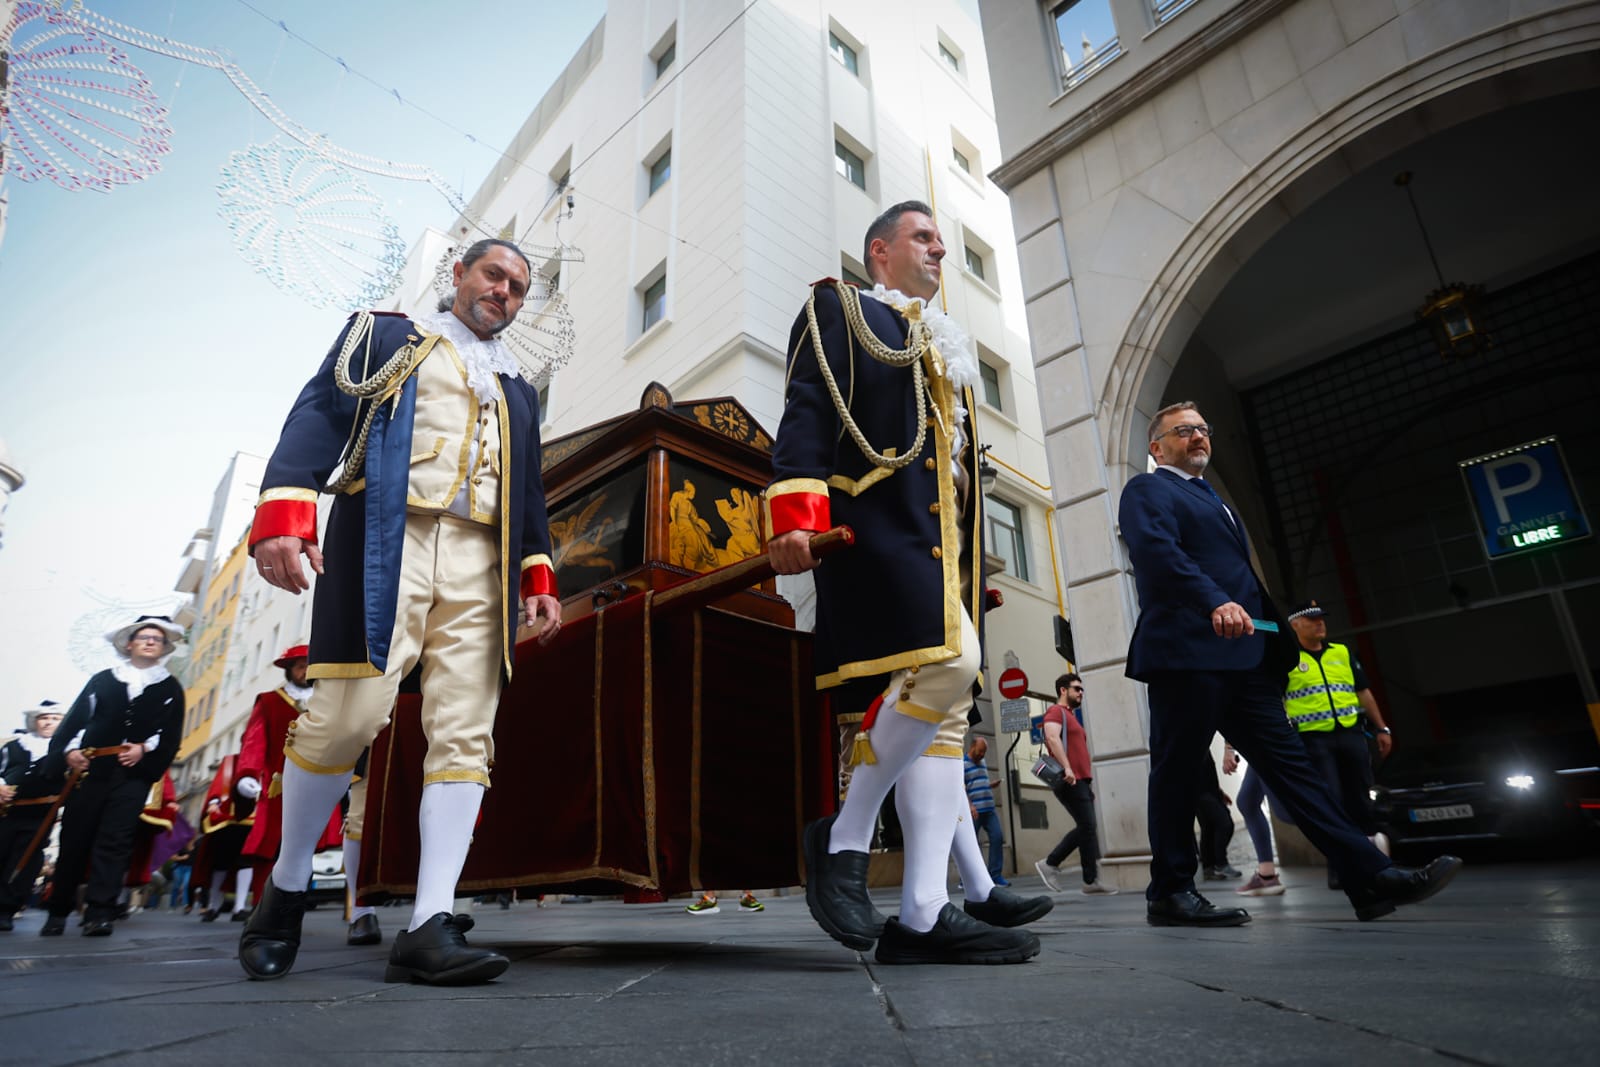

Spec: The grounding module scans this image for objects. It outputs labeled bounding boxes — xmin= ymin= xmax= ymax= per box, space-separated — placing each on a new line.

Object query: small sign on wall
xmin=1459 ymin=437 xmax=1591 ymax=559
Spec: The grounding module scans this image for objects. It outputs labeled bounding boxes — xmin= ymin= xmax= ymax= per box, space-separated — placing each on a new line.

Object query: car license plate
xmin=1410 ymin=803 xmax=1473 ymax=823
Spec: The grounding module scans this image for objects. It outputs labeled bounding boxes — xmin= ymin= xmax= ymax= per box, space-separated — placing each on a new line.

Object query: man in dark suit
xmin=1119 ymin=401 xmax=1460 ymax=925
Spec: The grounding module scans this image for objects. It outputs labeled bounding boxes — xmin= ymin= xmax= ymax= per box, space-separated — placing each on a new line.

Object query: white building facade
xmin=978 ymin=0 xmax=1600 ymax=884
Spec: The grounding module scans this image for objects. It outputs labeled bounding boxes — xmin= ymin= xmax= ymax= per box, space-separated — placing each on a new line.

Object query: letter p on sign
xmin=1483 ymin=455 xmax=1541 ymax=524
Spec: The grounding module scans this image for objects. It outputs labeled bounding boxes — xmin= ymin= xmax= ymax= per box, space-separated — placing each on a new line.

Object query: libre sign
xmin=1459 ymin=437 xmax=1591 ymax=560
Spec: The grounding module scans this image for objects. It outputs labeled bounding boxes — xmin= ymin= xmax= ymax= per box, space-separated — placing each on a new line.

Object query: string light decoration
xmin=0 ymin=1 xmax=173 ymax=192
xmin=430 ymin=241 xmax=577 ymax=383
xmin=67 ymin=590 xmax=188 ymax=677
xmin=217 ymin=141 xmax=408 ymax=310
xmin=3 ymin=2 xmax=583 ymax=312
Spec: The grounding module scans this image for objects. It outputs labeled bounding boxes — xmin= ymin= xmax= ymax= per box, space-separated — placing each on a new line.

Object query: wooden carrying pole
xmin=651 ymin=526 xmax=854 ymax=617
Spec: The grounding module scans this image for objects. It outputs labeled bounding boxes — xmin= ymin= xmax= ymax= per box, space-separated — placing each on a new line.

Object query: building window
xmin=952 ymin=146 xmax=971 ymax=175
xmin=537 ymin=380 xmax=552 ymax=416
xmin=828 ymin=31 xmax=859 ymax=76
xmin=964 ymin=245 xmax=987 ymax=282
xmin=980 ymin=361 xmax=1002 ymax=410
xmin=650 ymin=25 xmax=677 ymax=83
xmin=1152 ymin=0 xmax=1199 ymax=24
xmin=649 ymin=149 xmax=672 ymax=195
xmin=938 ymin=39 xmax=961 ymax=74
xmin=642 ymin=275 xmax=667 ymax=333
xmin=988 ymin=498 xmax=1031 ymax=582
xmin=835 ymin=140 xmax=866 ymax=189
xmin=842 ymin=261 xmax=871 ymax=289
xmin=1051 ymin=0 xmax=1121 ymax=91
xmin=656 ymin=40 xmax=676 ymax=79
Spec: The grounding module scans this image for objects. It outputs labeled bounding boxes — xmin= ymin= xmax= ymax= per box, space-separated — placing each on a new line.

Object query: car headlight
xmin=1504 ymin=774 xmax=1535 ymax=790
xmin=1369 ymin=789 xmax=1379 ymax=801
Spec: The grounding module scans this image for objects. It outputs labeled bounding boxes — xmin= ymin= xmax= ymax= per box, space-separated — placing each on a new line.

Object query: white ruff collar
xmin=113 ymin=662 xmax=170 ymax=701
xmin=18 ymin=732 xmax=51 ymax=760
xmin=284 ymin=681 xmax=313 ymax=706
xmin=858 ymin=285 xmax=980 ymax=389
xmin=416 ymin=310 xmax=521 ymax=404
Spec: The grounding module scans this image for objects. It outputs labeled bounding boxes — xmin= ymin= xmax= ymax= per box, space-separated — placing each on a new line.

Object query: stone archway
xmin=1103 ymin=20 xmax=1600 ymax=475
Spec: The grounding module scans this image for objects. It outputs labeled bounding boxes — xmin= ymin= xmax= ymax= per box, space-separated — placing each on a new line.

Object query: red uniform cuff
xmin=251 ymin=500 xmax=319 ymax=547
xmin=768 ymin=492 xmax=831 ymax=537
xmin=520 ymin=563 xmax=557 ymax=600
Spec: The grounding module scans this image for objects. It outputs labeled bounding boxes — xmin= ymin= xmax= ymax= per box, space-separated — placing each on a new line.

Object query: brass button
xmin=909 ymin=665 xmax=920 ymax=674
xmin=931 ymin=546 xmax=942 ymax=560
xmin=924 ymin=458 xmax=936 ymax=471
xmin=902 ymin=680 xmax=915 ymax=691
xmin=928 ymin=503 xmax=940 ymax=514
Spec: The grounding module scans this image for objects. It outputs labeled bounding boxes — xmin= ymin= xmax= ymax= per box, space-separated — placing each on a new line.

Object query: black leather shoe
xmin=238 ymin=880 xmax=307 ymax=980
xmin=40 ymin=915 xmax=66 ymax=936
xmin=200 ymin=908 xmax=221 ymax=923
xmin=347 ymin=913 xmax=382 ymax=946
xmin=1147 ymin=889 xmax=1251 ymax=927
xmin=231 ymin=909 xmax=251 ymax=922
xmin=875 ymin=903 xmax=1040 ymax=965
xmin=962 ymin=887 xmax=1054 ymax=927
xmin=384 ymin=913 xmax=508 ymax=985
xmin=83 ymin=920 xmax=114 ymax=937
xmin=803 ymin=814 xmax=886 ymax=950
xmin=0 ymin=914 xmax=14 ymax=932
xmin=1348 ymin=856 xmax=1463 ymax=921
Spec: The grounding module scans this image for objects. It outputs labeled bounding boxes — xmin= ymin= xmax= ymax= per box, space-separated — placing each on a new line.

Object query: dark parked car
xmin=1374 ymin=732 xmax=1600 ymax=858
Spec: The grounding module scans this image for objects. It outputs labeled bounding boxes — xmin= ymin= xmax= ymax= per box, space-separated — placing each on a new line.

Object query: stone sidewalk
xmin=4 ymin=860 xmax=1596 ymax=1065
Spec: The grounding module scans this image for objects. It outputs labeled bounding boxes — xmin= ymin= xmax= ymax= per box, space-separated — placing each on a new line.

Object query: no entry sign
xmin=998 ymin=667 xmax=1028 ymax=700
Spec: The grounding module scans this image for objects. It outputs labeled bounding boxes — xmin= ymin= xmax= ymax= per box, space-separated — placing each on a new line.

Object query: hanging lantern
xmin=1418 ymin=283 xmax=1491 ymax=359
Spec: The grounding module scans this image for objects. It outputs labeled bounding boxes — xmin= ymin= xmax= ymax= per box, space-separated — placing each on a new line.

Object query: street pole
xmin=1549 ymin=589 xmax=1600 ymax=746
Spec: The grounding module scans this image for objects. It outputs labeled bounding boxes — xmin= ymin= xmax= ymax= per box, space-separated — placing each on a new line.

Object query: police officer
xmin=1284 ymin=600 xmax=1393 ymax=881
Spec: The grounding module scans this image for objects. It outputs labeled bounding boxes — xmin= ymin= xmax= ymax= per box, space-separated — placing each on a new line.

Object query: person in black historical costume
xmin=41 ymin=616 xmax=185 ymax=936
xmin=0 ymin=702 xmax=67 ymax=930
xmin=239 ymin=239 xmax=561 ymax=985
xmin=769 ymin=202 xmax=1040 ymax=965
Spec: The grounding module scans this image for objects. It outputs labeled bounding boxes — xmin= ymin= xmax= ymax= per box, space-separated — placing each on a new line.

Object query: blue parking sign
xmin=1460 ymin=437 xmax=1591 ymax=559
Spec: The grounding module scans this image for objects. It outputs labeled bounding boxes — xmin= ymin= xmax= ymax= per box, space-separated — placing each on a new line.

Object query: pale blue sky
xmin=0 ymin=0 xmax=605 ymax=730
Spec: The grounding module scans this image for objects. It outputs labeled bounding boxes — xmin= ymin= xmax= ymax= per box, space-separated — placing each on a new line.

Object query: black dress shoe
xmin=83 ymin=920 xmax=114 ymax=937
xmin=803 ymin=814 xmax=886 ymax=950
xmin=1147 ymin=889 xmax=1251 ymax=927
xmin=0 ymin=914 xmax=13 ymax=932
xmin=384 ymin=913 xmax=508 ymax=985
xmin=200 ymin=908 xmax=221 ymax=923
xmin=40 ymin=915 xmax=66 ymax=936
xmin=238 ymin=880 xmax=307 ymax=980
xmin=1348 ymin=856 xmax=1463 ymax=921
xmin=962 ymin=887 xmax=1054 ymax=927
xmin=231 ymin=909 xmax=251 ymax=922
xmin=347 ymin=913 xmax=382 ymax=946
xmin=875 ymin=904 xmax=1041 ymax=965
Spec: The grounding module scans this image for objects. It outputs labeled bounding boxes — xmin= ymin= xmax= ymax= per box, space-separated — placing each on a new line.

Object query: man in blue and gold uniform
xmin=769 ymin=201 xmax=1039 ymax=965
xmin=240 ymin=239 xmax=562 ymax=986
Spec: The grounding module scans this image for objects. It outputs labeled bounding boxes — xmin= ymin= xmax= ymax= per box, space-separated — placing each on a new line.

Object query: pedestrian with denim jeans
xmin=963 ymin=738 xmax=1008 ymax=885
xmin=1035 ymin=674 xmax=1117 ymax=895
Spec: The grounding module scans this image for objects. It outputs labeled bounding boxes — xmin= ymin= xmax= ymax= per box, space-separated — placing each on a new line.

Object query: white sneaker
xmin=1034 ymin=859 xmax=1063 ymax=892
xmin=1081 ymin=881 xmax=1119 ymax=895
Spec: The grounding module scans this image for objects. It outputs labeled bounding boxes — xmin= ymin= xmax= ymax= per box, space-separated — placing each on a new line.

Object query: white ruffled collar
xmin=17 ymin=732 xmax=51 ymax=759
xmin=284 ymin=681 xmax=313 ymax=706
xmin=858 ymin=284 xmax=980 ymax=389
xmin=112 ymin=661 xmax=170 ymax=701
xmin=416 ymin=309 xmax=521 ymax=405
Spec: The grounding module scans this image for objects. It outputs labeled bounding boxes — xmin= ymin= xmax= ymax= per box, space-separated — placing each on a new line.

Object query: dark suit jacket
xmin=1119 ymin=468 xmax=1296 ymax=682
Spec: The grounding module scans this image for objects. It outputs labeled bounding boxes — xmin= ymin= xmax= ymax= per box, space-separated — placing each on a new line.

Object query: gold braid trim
xmin=323 ymin=313 xmax=431 ymax=495
xmin=805 ymin=282 xmax=935 ymax=472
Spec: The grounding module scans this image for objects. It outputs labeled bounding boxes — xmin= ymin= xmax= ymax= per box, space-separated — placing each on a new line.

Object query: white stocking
xmin=208 ymin=869 xmax=227 ymax=907
xmin=344 ymin=836 xmax=375 ymax=921
xmin=949 ymin=792 xmax=996 ymax=904
xmin=894 ymin=755 xmax=965 ymax=932
xmin=829 ymin=693 xmax=939 ymax=854
xmin=271 ymin=762 xmax=353 ymax=892
xmin=233 ymin=867 xmax=254 ymax=912
xmin=410 ymin=781 xmax=484 ymax=932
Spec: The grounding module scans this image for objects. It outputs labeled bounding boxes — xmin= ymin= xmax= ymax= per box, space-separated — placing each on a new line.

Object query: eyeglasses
xmin=1157 ymin=423 xmax=1213 ymax=441
xmin=1067 ymin=685 xmax=1084 ymax=692
xmin=130 ymin=634 xmax=167 ymax=644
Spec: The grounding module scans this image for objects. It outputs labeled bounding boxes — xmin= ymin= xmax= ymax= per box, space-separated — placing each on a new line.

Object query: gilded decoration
xmin=546 ymin=462 xmax=648 ymax=593
xmin=666 ymin=460 xmax=764 ymax=573
xmin=689 ymin=401 xmax=771 ymax=451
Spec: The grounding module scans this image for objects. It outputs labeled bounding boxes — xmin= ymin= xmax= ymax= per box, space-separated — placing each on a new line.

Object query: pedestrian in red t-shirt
xmin=1034 ymin=674 xmax=1117 ymax=895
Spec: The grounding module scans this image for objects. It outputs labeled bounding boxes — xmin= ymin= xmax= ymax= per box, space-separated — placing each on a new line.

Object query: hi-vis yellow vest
xmin=1284 ymin=643 xmax=1361 ymax=732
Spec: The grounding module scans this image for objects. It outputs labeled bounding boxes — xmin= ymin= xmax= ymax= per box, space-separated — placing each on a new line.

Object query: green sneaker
xmin=738 ymin=894 xmax=765 ymax=912
xmin=685 ymin=894 xmax=720 ymax=916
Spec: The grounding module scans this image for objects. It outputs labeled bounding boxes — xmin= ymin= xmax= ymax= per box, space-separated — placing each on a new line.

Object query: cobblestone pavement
xmin=5 ymin=860 xmax=1596 ymax=1065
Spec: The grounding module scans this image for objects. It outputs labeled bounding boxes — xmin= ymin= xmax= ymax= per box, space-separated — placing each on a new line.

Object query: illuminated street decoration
xmin=218 ymin=141 xmax=408 ymax=311
xmin=0 ymin=1 xmax=172 ymax=192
